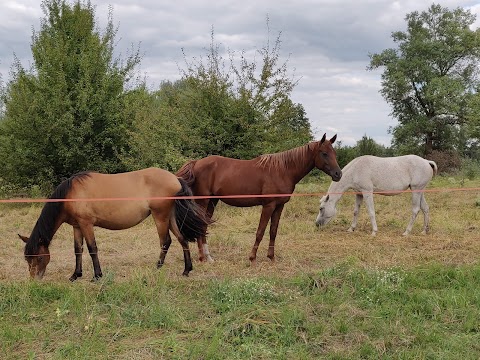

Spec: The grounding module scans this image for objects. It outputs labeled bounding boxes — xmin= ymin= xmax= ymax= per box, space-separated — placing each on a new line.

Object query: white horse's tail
xmin=428 ymin=160 xmax=438 ymax=176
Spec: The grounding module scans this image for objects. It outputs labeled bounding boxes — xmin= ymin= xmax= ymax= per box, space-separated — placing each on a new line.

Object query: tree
xmin=125 ymin=25 xmax=312 ymax=170
xmin=0 ymin=0 xmax=142 ymax=190
xmin=334 ymin=141 xmax=357 ymax=169
xmin=178 ymin=26 xmax=313 ymax=157
xmin=368 ymin=4 xmax=480 ymax=156
xmin=355 ymin=134 xmax=391 ymax=157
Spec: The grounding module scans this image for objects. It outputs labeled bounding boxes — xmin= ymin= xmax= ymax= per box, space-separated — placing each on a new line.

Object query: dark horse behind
xmin=176 ymin=133 xmax=342 ymax=264
xmin=19 ymin=168 xmax=212 ymax=281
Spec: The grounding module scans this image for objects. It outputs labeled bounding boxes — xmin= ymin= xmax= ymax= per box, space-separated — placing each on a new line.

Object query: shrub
xmin=427 ymin=150 xmax=462 ymax=174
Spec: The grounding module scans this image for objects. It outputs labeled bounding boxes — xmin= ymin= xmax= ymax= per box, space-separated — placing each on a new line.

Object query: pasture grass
xmin=1 ymin=175 xmax=480 ymax=359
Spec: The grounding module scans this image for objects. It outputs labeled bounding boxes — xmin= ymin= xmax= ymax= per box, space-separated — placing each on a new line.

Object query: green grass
xmin=1 ymin=263 xmax=480 ymax=359
xmin=2 ymin=176 xmax=480 ymax=358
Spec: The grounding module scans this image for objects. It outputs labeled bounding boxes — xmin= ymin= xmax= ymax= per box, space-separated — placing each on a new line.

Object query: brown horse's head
xmin=19 ymin=234 xmax=51 ymax=280
xmin=310 ymin=134 xmax=342 ymax=182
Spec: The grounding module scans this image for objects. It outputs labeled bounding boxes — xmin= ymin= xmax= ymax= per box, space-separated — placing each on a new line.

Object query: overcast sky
xmin=1 ymin=1 xmax=480 ymax=146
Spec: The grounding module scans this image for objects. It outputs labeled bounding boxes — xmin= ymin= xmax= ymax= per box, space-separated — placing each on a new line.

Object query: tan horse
xmin=19 ymin=168 xmax=212 ymax=281
xmin=176 ymin=134 xmax=342 ymax=264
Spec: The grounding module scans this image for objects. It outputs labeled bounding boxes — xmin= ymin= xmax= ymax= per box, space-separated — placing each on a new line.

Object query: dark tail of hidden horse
xmin=174 ymin=177 xmax=212 ymax=242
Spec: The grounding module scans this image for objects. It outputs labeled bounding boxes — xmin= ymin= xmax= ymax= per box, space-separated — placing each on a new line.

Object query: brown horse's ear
xmin=330 ymin=134 xmax=337 ymax=144
xmin=320 ymin=133 xmax=326 ymax=144
xmin=18 ymin=234 xmax=29 ymax=243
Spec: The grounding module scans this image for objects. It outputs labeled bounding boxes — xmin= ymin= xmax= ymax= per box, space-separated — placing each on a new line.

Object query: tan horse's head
xmin=310 ymin=134 xmax=342 ymax=182
xmin=19 ymin=234 xmax=51 ymax=280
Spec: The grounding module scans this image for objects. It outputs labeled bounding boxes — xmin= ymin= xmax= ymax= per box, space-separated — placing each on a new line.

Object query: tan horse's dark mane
xmin=255 ymin=143 xmax=311 ymax=171
xmin=24 ymin=172 xmax=92 ymax=255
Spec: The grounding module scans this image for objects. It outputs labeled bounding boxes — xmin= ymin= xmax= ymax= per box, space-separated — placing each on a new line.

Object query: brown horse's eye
xmin=322 ymin=152 xmax=328 ymax=157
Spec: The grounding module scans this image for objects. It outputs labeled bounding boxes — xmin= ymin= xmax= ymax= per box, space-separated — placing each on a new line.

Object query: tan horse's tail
xmin=428 ymin=160 xmax=438 ymax=176
xmin=173 ymin=178 xmax=213 ymax=242
xmin=176 ymin=160 xmax=197 ymax=188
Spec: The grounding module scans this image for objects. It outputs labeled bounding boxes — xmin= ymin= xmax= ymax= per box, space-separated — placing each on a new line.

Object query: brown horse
xmin=176 ymin=134 xmax=342 ymax=264
xmin=19 ymin=168 xmax=212 ymax=281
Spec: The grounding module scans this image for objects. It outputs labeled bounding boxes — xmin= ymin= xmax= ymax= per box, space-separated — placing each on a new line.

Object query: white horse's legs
xmin=363 ymin=192 xmax=377 ymax=236
xmin=403 ymin=192 xmax=423 ymax=236
xmin=348 ymin=194 xmax=363 ymax=232
xmin=420 ymin=193 xmax=430 ymax=235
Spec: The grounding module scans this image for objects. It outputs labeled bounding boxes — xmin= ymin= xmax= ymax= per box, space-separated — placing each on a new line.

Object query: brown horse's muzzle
xmin=331 ymin=169 xmax=342 ymax=182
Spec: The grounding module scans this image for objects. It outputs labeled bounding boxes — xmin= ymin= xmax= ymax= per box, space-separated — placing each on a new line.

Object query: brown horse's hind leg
xmin=267 ymin=204 xmax=285 ymax=261
xmin=202 ymin=199 xmax=217 ymax=262
xmin=196 ymin=198 xmax=216 ymax=262
xmin=69 ymin=226 xmax=84 ymax=282
xmin=157 ymin=232 xmax=172 ymax=268
xmin=249 ymin=203 xmax=276 ymax=264
xmin=162 ymin=210 xmax=193 ymax=276
xmin=78 ymin=222 xmax=103 ymax=281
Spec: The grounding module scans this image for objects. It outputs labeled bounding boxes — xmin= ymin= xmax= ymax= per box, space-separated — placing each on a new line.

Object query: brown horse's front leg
xmin=249 ymin=203 xmax=276 ymax=264
xmin=69 ymin=227 xmax=84 ymax=282
xmin=267 ymin=204 xmax=285 ymax=261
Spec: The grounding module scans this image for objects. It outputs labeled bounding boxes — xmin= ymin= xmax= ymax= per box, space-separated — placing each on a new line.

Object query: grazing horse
xmin=315 ymin=155 xmax=437 ymax=236
xmin=176 ymin=134 xmax=342 ymax=264
xmin=19 ymin=168 xmax=212 ymax=281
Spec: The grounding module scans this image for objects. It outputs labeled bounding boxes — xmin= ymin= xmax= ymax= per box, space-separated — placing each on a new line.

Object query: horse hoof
xmin=182 ymin=271 xmax=189 ymax=277
xmin=91 ymin=275 xmax=102 ymax=282
xmin=69 ymin=273 xmax=82 ymax=282
xmin=206 ymin=256 xmax=215 ymax=263
xmin=157 ymin=261 xmax=164 ymax=269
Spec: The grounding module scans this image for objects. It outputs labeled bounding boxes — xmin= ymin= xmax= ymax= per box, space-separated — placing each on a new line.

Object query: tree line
xmin=0 ymin=1 xmax=479 ymax=193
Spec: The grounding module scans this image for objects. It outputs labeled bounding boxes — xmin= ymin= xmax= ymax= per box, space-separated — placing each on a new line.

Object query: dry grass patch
xmin=2 ymin=177 xmax=479 ymax=282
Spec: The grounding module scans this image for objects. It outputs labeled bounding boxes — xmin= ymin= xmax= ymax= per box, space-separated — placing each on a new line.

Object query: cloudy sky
xmin=1 ymin=0 xmax=480 ymax=146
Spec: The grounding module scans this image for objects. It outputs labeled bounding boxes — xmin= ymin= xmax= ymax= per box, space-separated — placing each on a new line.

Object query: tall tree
xmin=178 ymin=26 xmax=312 ymax=158
xmin=125 ymin=25 xmax=312 ymax=170
xmin=0 ymin=0 xmax=142 ymax=190
xmin=368 ymin=4 xmax=480 ymax=156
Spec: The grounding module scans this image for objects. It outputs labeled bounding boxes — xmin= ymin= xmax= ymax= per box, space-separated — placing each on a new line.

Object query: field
xmin=1 ymin=175 xmax=480 ymax=359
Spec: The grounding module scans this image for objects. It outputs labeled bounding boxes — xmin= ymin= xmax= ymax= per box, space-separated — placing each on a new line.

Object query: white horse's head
xmin=315 ymin=195 xmax=337 ymax=227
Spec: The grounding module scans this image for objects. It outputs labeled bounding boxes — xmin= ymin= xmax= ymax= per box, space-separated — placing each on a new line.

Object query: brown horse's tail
xmin=176 ymin=160 xmax=197 ymax=188
xmin=174 ymin=178 xmax=213 ymax=242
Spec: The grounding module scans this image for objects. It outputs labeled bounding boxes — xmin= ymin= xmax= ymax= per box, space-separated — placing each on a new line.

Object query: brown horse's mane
xmin=255 ymin=143 xmax=312 ymax=171
xmin=24 ymin=172 xmax=92 ymax=256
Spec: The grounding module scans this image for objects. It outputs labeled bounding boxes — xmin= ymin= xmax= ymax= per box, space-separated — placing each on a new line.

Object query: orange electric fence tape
xmin=2 ymin=187 xmax=480 ymax=203
xmin=17 ymin=186 xmax=480 ymax=257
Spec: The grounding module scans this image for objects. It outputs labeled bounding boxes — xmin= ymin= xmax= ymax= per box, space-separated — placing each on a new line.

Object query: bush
xmin=461 ymin=158 xmax=480 ymax=180
xmin=427 ymin=150 xmax=463 ymax=174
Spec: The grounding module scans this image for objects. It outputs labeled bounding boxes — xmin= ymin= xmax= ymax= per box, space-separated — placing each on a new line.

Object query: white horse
xmin=315 ymin=155 xmax=437 ymax=236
